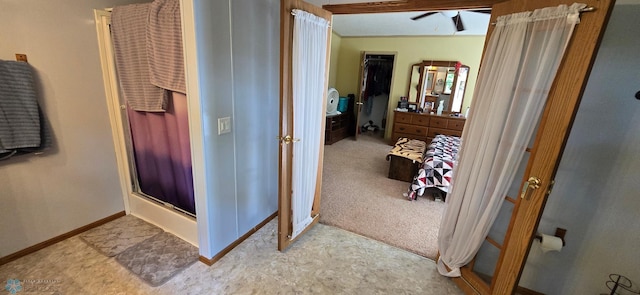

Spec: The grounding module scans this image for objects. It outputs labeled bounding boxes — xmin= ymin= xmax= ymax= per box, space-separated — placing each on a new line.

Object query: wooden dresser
xmin=391 ymin=111 xmax=465 ymax=144
xmin=325 ymin=112 xmax=351 ymax=145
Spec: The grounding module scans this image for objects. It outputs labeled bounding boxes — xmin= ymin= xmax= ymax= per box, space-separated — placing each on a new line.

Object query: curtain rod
xmin=490 ymin=6 xmax=595 ymax=26
xmin=290 ymin=9 xmax=332 ymax=27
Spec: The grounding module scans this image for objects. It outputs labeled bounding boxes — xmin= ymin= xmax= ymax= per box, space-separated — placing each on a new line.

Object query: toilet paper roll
xmin=539 ymin=234 xmax=563 ymax=253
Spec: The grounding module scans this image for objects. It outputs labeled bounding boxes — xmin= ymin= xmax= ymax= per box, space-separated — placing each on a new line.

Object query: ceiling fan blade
xmin=470 ymin=8 xmax=492 ymax=14
xmin=451 ymin=13 xmax=465 ymax=31
xmin=411 ymin=11 xmax=438 ymax=21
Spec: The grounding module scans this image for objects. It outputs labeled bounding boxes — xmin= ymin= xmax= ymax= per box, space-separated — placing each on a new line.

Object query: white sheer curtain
xmin=437 ymin=3 xmax=585 ymax=277
xmin=290 ymin=9 xmax=330 ymax=239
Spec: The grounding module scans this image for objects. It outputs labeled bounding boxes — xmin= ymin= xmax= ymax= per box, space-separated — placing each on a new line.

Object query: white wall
xmin=185 ymin=0 xmax=279 ymax=258
xmin=0 ymin=0 xmax=149 ymax=257
xmin=519 ymin=4 xmax=640 ymax=294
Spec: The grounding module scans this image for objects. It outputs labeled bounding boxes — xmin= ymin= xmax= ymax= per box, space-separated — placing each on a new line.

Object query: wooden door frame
xmin=278 ymin=0 xmax=332 ymax=251
xmin=354 ymin=51 xmax=366 ymax=140
xmin=323 ymin=0 xmax=615 ymax=294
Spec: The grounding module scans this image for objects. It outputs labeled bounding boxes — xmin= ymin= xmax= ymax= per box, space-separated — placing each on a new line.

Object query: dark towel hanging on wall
xmin=0 ymin=60 xmax=50 ymax=160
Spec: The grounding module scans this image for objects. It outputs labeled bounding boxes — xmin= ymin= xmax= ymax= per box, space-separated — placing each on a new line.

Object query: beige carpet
xmin=320 ymin=133 xmax=445 ymax=260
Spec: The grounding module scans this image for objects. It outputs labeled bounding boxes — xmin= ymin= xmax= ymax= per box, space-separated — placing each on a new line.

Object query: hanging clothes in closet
xmin=111 ymin=0 xmax=195 ymax=215
xmin=362 ymin=59 xmax=393 ymax=116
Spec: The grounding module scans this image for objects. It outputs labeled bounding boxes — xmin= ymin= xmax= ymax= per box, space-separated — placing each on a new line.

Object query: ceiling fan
xmin=411 ymin=9 xmax=492 ymax=32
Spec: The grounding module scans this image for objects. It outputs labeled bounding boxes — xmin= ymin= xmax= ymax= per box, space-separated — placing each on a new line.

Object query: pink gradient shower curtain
xmin=127 ymin=92 xmax=195 ymax=214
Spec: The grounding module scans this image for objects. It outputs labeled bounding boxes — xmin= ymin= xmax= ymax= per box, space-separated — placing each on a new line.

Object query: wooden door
xmin=455 ymin=1 xmax=616 ymax=294
xmin=278 ymin=0 xmax=332 ymax=251
xmin=354 ymin=52 xmax=366 ymax=140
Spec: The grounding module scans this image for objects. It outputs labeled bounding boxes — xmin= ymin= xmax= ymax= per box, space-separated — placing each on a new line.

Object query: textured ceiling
xmin=304 ymin=0 xmax=489 ymax=36
xmin=312 ymin=0 xmax=640 ymax=37
xmin=332 ymin=10 xmax=491 ymax=37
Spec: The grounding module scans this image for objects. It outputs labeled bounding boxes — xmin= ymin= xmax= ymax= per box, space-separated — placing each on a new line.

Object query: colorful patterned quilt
xmin=406 ymin=135 xmax=461 ymax=201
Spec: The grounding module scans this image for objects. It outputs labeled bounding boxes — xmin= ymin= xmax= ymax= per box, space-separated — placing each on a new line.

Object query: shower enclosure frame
xmin=94 ymin=9 xmax=198 ymax=246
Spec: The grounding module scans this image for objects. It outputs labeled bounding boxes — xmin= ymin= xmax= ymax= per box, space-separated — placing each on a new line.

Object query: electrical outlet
xmin=218 ymin=117 xmax=231 ymax=135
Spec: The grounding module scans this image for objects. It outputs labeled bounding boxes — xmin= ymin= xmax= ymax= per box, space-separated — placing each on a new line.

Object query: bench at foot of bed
xmin=386 ymin=138 xmax=426 ymax=182
xmin=388 ymin=155 xmax=420 ymax=182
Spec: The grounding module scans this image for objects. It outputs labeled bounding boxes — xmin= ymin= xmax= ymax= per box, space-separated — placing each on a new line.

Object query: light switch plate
xmin=218 ymin=117 xmax=231 ymax=135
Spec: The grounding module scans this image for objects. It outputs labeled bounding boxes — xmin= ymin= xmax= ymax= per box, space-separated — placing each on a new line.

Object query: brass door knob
xmin=277 ymin=135 xmax=300 ymax=144
xmin=520 ymin=176 xmax=542 ymax=200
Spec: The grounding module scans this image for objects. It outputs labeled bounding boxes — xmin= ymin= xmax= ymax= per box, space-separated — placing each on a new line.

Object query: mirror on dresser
xmin=406 ymin=60 xmax=470 ymax=114
xmin=407 ymin=64 xmax=421 ymax=104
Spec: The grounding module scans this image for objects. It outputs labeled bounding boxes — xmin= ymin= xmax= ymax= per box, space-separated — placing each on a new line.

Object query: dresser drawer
xmin=394 ymin=112 xmax=412 ymax=124
xmin=394 ymin=123 xmax=428 ymax=136
xmin=447 ymin=119 xmax=465 ymax=131
xmin=410 ymin=115 xmax=430 ymax=126
xmin=430 ymin=117 xmax=448 ymax=129
xmin=428 ymin=127 xmax=462 ymax=138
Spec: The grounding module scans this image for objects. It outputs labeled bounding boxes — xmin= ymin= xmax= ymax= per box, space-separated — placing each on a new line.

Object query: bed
xmin=406 ymin=135 xmax=461 ymax=201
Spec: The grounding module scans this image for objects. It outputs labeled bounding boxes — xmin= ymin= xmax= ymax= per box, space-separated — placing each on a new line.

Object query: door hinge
xmin=546 ymin=180 xmax=556 ymax=196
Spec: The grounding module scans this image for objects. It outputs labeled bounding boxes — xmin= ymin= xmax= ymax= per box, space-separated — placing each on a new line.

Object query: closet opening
xmin=356 ymin=53 xmax=395 ymax=141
